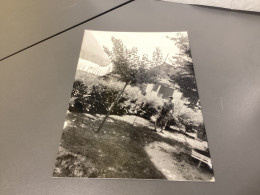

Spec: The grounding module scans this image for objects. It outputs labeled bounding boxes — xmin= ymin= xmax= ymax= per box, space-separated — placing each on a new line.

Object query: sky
xmin=84 ymin=31 xmax=188 ymax=64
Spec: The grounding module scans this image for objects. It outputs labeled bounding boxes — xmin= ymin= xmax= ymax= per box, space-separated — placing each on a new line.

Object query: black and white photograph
xmin=53 ymin=30 xmax=215 ymax=181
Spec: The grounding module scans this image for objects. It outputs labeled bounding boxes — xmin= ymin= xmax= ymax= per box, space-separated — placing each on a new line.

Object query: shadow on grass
xmin=53 ymin=112 xmax=194 ymax=179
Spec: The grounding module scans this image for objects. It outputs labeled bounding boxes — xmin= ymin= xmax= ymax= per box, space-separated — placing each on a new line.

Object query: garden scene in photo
xmin=53 ymin=31 xmax=215 ymax=181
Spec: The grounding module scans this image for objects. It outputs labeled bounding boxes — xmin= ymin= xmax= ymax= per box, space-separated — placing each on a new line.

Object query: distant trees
xmin=152 ymin=47 xmax=164 ymax=67
xmin=167 ymin=33 xmax=200 ymax=110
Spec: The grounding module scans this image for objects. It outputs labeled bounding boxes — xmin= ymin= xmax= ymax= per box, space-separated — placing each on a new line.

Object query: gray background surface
xmin=0 ymin=0 xmax=126 ymax=59
xmin=0 ymin=0 xmax=260 ymax=194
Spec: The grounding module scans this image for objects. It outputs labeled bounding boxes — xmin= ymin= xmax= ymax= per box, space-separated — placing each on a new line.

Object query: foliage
xmin=126 ymin=91 xmax=163 ymax=119
xmin=69 ymin=80 xmax=88 ymax=112
xmin=196 ymin=123 xmax=207 ymax=141
xmin=152 ymin=47 xmax=164 ymax=67
xmin=104 ymin=37 xmax=160 ymax=85
xmin=85 ymin=84 xmax=127 ymax=115
xmin=69 ymin=73 xmax=163 ymax=119
xmin=71 ymin=80 xmax=88 ymax=98
xmin=86 ymin=36 xmax=164 ymax=128
xmin=138 ymin=102 xmax=158 ymax=120
xmin=167 ymin=33 xmax=200 ymax=110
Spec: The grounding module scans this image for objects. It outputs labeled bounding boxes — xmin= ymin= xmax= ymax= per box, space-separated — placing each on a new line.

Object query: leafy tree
xmin=167 ymin=33 xmax=200 ymax=110
xmin=104 ymin=37 xmax=159 ymax=85
xmin=152 ymin=47 xmax=164 ymax=67
xmin=97 ymin=37 xmax=160 ymax=132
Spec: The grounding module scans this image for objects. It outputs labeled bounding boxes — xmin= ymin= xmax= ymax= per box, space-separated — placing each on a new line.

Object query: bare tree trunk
xmin=96 ymin=82 xmax=128 ymax=133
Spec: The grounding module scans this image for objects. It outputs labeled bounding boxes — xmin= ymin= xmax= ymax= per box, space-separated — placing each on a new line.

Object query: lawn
xmin=53 ymin=111 xmax=213 ymax=180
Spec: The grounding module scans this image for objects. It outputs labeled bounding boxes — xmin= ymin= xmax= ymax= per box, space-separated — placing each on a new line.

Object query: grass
xmin=53 ymin=111 xmax=191 ymax=179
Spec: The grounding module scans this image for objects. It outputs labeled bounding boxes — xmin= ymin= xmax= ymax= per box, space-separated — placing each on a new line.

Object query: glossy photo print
xmin=53 ymin=30 xmax=215 ymax=181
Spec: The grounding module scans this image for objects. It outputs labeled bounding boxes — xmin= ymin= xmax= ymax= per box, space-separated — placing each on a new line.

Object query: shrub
xmin=69 ymin=80 xmax=88 ymax=112
xmin=69 ymin=72 xmax=164 ymax=120
xmin=138 ymin=102 xmax=158 ymax=119
xmin=196 ymin=123 xmax=207 ymax=141
xmin=85 ymin=84 xmax=128 ymax=115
